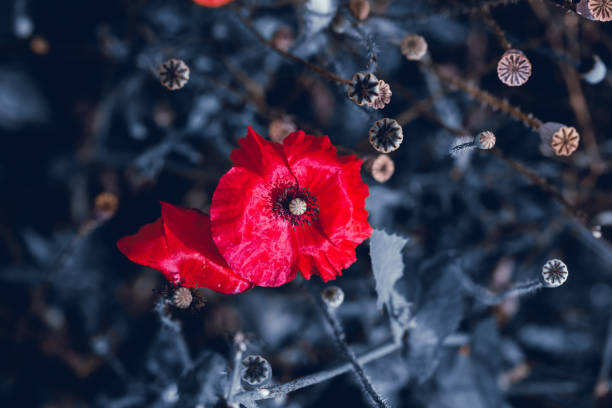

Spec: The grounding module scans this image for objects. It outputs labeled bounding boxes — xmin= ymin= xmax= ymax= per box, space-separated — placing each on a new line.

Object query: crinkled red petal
xmin=117 ymin=202 xmax=252 ymax=294
xmin=211 ymin=165 xmax=298 ymax=287
xmin=193 ymin=0 xmax=233 ymax=8
xmin=282 ymin=131 xmax=373 ymax=281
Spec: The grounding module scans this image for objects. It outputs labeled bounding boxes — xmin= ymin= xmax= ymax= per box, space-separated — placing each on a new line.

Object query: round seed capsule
xmin=538 ymin=122 xmax=580 ymax=157
xmin=588 ymin=0 xmax=612 ymax=22
xmin=551 ymin=126 xmax=580 ymax=157
xmin=241 ymin=355 xmax=272 ymax=389
xmin=268 ymin=118 xmax=297 ymax=144
xmin=541 ymin=259 xmax=569 ymax=288
xmin=400 ymin=34 xmax=428 ymax=61
xmin=369 ymin=80 xmax=392 ymax=110
xmin=321 ymin=286 xmax=345 ymax=308
xmin=369 ymin=118 xmax=403 ymax=153
xmin=349 ymin=0 xmax=371 ymax=21
xmin=172 ymin=287 xmax=193 ymax=309
xmin=475 ymin=131 xmax=496 ymax=150
xmin=158 ymin=58 xmax=190 ymax=90
xmin=364 ymin=154 xmax=395 ymax=183
xmin=497 ymin=49 xmax=532 ymax=87
xmin=347 ymin=72 xmax=380 ymax=106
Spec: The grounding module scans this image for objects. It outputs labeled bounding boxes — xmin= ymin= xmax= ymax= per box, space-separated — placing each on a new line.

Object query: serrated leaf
xmin=370 ymin=229 xmax=409 ymax=310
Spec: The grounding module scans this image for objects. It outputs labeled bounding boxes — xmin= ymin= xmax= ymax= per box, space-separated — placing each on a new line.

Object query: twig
xmin=236 ymin=9 xmax=351 ymax=85
xmin=307 ymin=284 xmax=390 ymax=408
xmin=422 ymin=61 xmax=543 ymax=130
xmin=481 ymin=9 xmax=512 ymax=50
xmin=227 ymin=332 xmax=247 ymax=405
xmin=454 ymin=266 xmax=543 ymax=305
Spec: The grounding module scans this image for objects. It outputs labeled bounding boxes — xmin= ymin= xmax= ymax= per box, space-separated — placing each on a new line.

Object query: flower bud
xmin=321 ymin=285 xmax=345 ymax=308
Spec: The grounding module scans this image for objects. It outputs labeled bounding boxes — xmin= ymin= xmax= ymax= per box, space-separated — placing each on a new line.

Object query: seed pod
xmin=94 ymin=192 xmax=119 ymax=219
xmin=369 ymin=118 xmax=403 ymax=153
xmin=158 ymin=58 xmax=190 ymax=90
xmin=475 ymin=130 xmax=496 ymax=150
xmin=321 ymin=286 xmax=345 ymax=308
xmin=588 ymin=0 xmax=612 ymax=22
xmin=172 ymin=287 xmax=193 ymax=309
xmin=364 ymin=154 xmax=395 ymax=183
xmin=497 ymin=49 xmax=532 ymax=87
xmin=241 ymin=355 xmax=272 ymax=389
xmin=400 ymin=34 xmax=428 ymax=61
xmin=579 ymin=54 xmax=607 ymax=85
xmin=541 ymin=259 xmax=569 ymax=288
xmin=347 ymin=72 xmax=380 ymax=106
xmin=369 ymin=80 xmax=392 ymax=110
xmin=272 ymin=26 xmax=294 ymax=52
xmin=268 ymin=118 xmax=297 ymax=143
xmin=349 ymin=0 xmax=371 ymax=21
xmin=538 ymin=122 xmax=580 ymax=157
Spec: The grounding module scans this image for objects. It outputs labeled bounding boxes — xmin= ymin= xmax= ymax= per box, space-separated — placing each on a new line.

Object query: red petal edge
xmin=117 ymin=202 xmax=253 ymax=294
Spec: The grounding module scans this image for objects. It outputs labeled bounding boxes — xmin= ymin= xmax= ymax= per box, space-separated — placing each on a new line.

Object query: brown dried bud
xmin=158 ymin=58 xmax=190 ymax=90
xmin=541 ymin=259 xmax=568 ymax=288
xmin=269 ymin=118 xmax=297 ymax=144
xmin=369 ymin=118 xmax=403 ymax=153
xmin=539 ymin=122 xmax=580 ymax=157
xmin=94 ymin=192 xmax=119 ymax=219
xmin=368 ymin=80 xmax=392 ymax=110
xmin=321 ymin=286 xmax=345 ymax=308
xmin=588 ymin=0 xmax=612 ymax=22
xmin=497 ymin=49 xmax=532 ymax=87
xmin=272 ymin=26 xmax=295 ymax=52
xmin=349 ymin=0 xmax=371 ymax=21
xmin=347 ymin=72 xmax=380 ymax=106
xmin=475 ymin=130 xmax=496 ymax=150
xmin=400 ymin=34 xmax=428 ymax=61
xmin=364 ymin=154 xmax=395 ymax=183
xmin=172 ymin=287 xmax=193 ymax=309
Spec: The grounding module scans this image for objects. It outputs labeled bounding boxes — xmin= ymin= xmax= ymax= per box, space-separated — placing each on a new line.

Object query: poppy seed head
xmin=369 ymin=118 xmax=403 ymax=153
xmin=542 ymin=259 xmax=568 ymax=288
xmin=241 ymin=355 xmax=272 ymax=387
xmin=158 ymin=58 xmax=190 ymax=90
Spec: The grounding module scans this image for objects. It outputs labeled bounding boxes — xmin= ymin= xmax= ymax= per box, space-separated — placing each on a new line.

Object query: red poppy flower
xmin=210 ymin=127 xmax=372 ymax=287
xmin=193 ymin=0 xmax=233 ymax=8
xmin=117 ymin=202 xmax=253 ymax=294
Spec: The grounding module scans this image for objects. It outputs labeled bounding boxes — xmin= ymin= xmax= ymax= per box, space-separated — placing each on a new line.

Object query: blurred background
xmin=2 ymin=0 xmax=612 ymax=407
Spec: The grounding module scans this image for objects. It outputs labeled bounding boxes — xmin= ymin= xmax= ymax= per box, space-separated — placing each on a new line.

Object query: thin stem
xmin=234 ymin=333 xmax=468 ymax=404
xmin=235 ymin=341 xmax=400 ymax=403
xmin=422 ymin=61 xmax=543 ymax=130
xmin=227 ymin=332 xmax=246 ymax=404
xmin=236 ymin=9 xmax=351 ymax=85
xmin=454 ymin=267 xmax=543 ymax=306
xmin=490 ymin=148 xmax=593 ymax=228
xmin=307 ymin=284 xmax=389 ymax=408
xmin=481 ymin=9 xmax=512 ymax=50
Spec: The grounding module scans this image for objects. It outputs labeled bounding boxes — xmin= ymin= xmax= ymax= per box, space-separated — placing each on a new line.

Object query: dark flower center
xmin=272 ymin=185 xmax=319 ymax=227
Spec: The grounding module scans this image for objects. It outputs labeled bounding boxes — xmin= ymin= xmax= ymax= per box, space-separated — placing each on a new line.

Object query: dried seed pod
xmin=369 ymin=118 xmax=403 ymax=153
xmin=272 ymin=26 xmax=294 ymax=52
xmin=538 ymin=122 xmax=580 ymax=157
xmin=268 ymin=118 xmax=297 ymax=143
xmin=349 ymin=0 xmax=371 ymax=21
xmin=321 ymin=286 xmax=345 ymax=308
xmin=551 ymin=126 xmax=580 ymax=157
xmin=579 ymin=54 xmax=607 ymax=85
xmin=364 ymin=154 xmax=395 ymax=183
xmin=94 ymin=192 xmax=119 ymax=219
xmin=497 ymin=49 xmax=532 ymax=87
xmin=158 ymin=58 xmax=190 ymax=90
xmin=541 ymin=259 xmax=568 ymax=288
xmin=588 ymin=0 xmax=612 ymax=21
xmin=475 ymin=130 xmax=496 ymax=150
xmin=400 ymin=34 xmax=428 ymax=61
xmin=241 ymin=355 xmax=272 ymax=388
xmin=347 ymin=72 xmax=380 ymax=106
xmin=172 ymin=287 xmax=193 ymax=309
xmin=369 ymin=80 xmax=392 ymax=110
